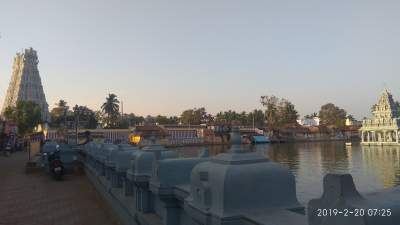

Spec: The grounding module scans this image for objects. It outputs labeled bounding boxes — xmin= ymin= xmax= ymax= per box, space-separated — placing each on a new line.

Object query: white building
xmin=345 ymin=115 xmax=362 ymax=126
xmin=297 ymin=117 xmax=320 ymax=126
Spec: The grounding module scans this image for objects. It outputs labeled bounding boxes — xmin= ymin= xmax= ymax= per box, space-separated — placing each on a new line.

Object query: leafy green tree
xmin=215 ymin=110 xmax=246 ymax=125
xmin=123 ymin=113 xmax=144 ymax=126
xmin=3 ymin=107 xmax=17 ymax=121
xmin=4 ymin=101 xmax=42 ymax=135
xmin=261 ymin=95 xmax=298 ymax=128
xmin=246 ymin=109 xmax=265 ymax=127
xmin=319 ymin=103 xmax=347 ymax=128
xmin=214 ymin=110 xmax=264 ymax=126
xmin=57 ymin=99 xmax=67 ymax=108
xmin=101 ymin=93 xmax=120 ymax=128
xmin=180 ymin=109 xmax=193 ymax=125
xmin=50 ymin=99 xmax=69 ymax=128
xmin=145 ymin=115 xmax=156 ymax=124
xmin=50 ymin=101 xmax=98 ymax=129
xmin=305 ymin=112 xmax=318 ymax=119
xmin=117 ymin=118 xmax=130 ymax=129
xmin=112 ymin=113 xmax=144 ymax=129
xmin=155 ymin=115 xmax=179 ymax=124
xmin=277 ymin=99 xmax=299 ymax=126
xmin=261 ymin=95 xmax=278 ymax=129
xmin=239 ymin=111 xmax=247 ymax=124
xmin=94 ymin=110 xmax=103 ymax=126
xmin=118 ymin=114 xmax=177 ymax=127
xmin=72 ymin=105 xmax=98 ymax=129
xmin=180 ymin=107 xmax=211 ymax=125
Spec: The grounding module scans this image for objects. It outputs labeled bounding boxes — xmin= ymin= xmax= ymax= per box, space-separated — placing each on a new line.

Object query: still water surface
xmin=172 ymin=142 xmax=400 ymax=204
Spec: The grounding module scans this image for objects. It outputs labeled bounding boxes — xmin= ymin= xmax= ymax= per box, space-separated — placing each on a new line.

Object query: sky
xmin=0 ymin=0 xmax=399 ymax=119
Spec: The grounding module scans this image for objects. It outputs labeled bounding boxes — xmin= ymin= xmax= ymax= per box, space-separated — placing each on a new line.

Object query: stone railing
xmin=80 ymin=129 xmax=400 ymax=225
xmin=362 ymin=118 xmax=400 ymax=128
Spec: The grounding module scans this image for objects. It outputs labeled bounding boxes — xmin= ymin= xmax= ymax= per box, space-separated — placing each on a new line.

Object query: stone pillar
xmin=367 ymin=132 xmax=370 ymax=142
xmin=308 ymin=173 xmax=400 ymax=225
xmin=361 ymin=131 xmax=364 ymax=142
xmin=308 ymin=174 xmax=364 ymax=225
xmin=101 ymin=164 xmax=106 ymax=176
xmin=111 ymin=171 xmax=122 ymax=188
xmin=106 ymin=167 xmax=112 ymax=180
xmin=123 ymin=179 xmax=134 ymax=196
xmin=389 ymin=131 xmax=393 ymax=142
xmin=397 ymin=130 xmax=399 ymax=143
xmin=136 ymin=188 xmax=152 ymax=213
xmin=163 ymin=201 xmax=181 ymax=225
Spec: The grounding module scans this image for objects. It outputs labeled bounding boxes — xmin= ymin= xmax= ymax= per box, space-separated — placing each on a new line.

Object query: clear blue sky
xmin=1 ymin=0 xmax=399 ymax=119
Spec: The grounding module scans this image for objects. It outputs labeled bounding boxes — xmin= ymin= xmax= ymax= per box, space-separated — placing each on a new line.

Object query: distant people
xmin=16 ymin=138 xmax=22 ymax=151
xmin=24 ymin=138 xmax=29 ymax=152
xmin=0 ymin=133 xmax=4 ymax=151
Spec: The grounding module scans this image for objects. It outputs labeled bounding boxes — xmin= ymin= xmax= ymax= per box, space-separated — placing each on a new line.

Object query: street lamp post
xmin=63 ymin=106 xmax=68 ymax=143
xmin=74 ymin=105 xmax=79 ymax=145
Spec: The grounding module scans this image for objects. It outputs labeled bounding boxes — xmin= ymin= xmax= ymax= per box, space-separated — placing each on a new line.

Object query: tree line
xmin=4 ymin=92 xmax=383 ymax=136
xmin=48 ymin=94 xmax=356 ymax=130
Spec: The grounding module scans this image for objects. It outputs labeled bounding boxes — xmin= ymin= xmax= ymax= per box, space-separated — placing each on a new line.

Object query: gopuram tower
xmin=360 ymin=89 xmax=400 ymax=145
xmin=1 ymin=48 xmax=50 ymax=121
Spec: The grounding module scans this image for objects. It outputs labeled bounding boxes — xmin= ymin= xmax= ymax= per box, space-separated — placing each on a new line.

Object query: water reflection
xmin=361 ymin=145 xmax=400 ymax=188
xmin=263 ymin=143 xmax=300 ymax=172
xmin=169 ymin=142 xmax=400 ymax=204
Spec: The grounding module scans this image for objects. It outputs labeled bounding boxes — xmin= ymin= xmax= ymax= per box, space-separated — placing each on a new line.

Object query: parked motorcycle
xmin=3 ymin=144 xmax=12 ymax=157
xmin=47 ymin=145 xmax=64 ymax=180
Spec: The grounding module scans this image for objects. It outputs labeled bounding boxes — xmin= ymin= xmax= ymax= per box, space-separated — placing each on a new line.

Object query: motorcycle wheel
xmin=52 ymin=170 xmax=64 ymax=181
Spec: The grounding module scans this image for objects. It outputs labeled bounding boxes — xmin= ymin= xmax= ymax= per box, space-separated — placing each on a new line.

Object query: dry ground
xmin=0 ymin=151 xmax=120 ymax=225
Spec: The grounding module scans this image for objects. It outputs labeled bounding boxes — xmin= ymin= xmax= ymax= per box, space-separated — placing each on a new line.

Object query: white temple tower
xmin=1 ymin=48 xmax=50 ymax=121
xmin=360 ymin=90 xmax=400 ymax=145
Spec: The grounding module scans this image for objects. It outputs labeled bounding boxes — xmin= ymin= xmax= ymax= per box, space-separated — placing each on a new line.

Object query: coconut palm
xmin=49 ymin=99 xmax=69 ymax=128
xmin=101 ymin=93 xmax=120 ymax=128
xmin=56 ymin=99 xmax=67 ymax=108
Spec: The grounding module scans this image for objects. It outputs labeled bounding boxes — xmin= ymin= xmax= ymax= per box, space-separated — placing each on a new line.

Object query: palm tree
xmin=50 ymin=99 xmax=69 ymax=128
xmin=101 ymin=93 xmax=120 ymax=128
xmin=305 ymin=112 xmax=318 ymax=119
xmin=56 ymin=99 xmax=67 ymax=108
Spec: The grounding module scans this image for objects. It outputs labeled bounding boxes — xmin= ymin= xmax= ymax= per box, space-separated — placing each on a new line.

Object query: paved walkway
xmin=0 ymin=151 xmax=120 ymax=225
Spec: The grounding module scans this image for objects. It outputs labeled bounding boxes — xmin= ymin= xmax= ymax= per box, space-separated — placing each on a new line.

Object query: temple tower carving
xmin=1 ymin=48 xmax=49 ymax=121
xmin=360 ymin=90 xmax=400 ymax=145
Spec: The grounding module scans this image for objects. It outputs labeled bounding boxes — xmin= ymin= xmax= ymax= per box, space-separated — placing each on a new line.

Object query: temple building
xmin=1 ymin=48 xmax=49 ymax=121
xmin=360 ymin=90 xmax=400 ymax=145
